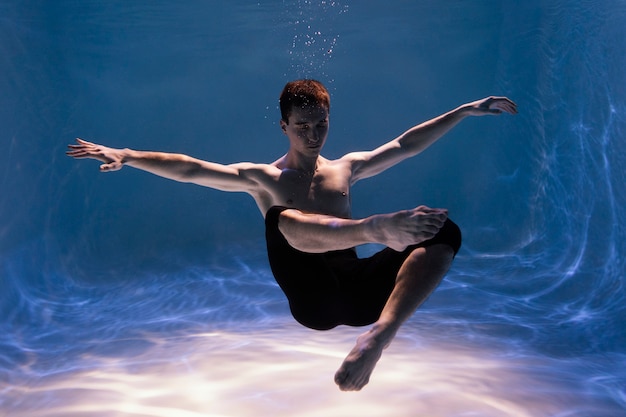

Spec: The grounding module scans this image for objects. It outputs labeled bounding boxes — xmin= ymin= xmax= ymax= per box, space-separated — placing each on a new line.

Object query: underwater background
xmin=1 ymin=1 xmax=625 ymax=416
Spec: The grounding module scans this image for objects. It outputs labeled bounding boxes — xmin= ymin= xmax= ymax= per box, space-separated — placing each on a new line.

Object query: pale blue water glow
xmin=1 ymin=1 xmax=625 ymax=416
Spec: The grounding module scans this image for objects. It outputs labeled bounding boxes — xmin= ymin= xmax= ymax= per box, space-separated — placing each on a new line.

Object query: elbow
xmin=277 ymin=211 xmax=327 ymax=253
xmin=278 ymin=216 xmax=308 ymax=252
xmin=176 ymin=159 xmax=206 ymax=183
xmin=286 ymin=238 xmax=326 ymax=253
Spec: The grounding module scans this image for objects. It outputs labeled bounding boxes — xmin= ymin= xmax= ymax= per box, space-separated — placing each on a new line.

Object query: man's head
xmin=279 ymin=79 xmax=330 ymax=124
xmin=279 ymin=80 xmax=330 ymax=156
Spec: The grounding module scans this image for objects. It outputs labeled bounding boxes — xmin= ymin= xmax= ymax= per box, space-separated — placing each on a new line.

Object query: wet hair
xmin=279 ymin=79 xmax=330 ymax=123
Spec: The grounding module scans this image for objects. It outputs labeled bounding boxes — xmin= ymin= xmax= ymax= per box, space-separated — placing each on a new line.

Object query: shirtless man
xmin=67 ymin=79 xmax=517 ymax=391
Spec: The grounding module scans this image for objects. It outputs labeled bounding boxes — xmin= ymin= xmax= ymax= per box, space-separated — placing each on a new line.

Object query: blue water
xmin=2 ymin=1 xmax=625 ymax=416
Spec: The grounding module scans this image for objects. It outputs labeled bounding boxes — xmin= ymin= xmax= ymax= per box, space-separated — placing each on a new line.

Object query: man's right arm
xmin=66 ymin=138 xmax=260 ymax=193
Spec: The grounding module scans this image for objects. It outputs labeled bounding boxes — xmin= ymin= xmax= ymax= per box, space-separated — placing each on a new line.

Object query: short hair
xmin=279 ymin=79 xmax=330 ymax=123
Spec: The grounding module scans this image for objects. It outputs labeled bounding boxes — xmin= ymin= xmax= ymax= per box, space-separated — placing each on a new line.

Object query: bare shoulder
xmin=309 ymin=155 xmax=356 ymax=178
xmin=228 ymin=160 xmax=288 ymax=214
xmin=338 ymin=151 xmax=368 ymax=165
xmin=229 ymin=161 xmax=282 ymax=183
xmin=229 ymin=160 xmax=278 ymax=172
xmin=336 ymin=150 xmax=374 ymax=183
xmin=337 ymin=138 xmax=405 ymax=183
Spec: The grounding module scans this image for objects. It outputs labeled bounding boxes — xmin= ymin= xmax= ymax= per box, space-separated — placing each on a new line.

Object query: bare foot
xmin=334 ymin=327 xmax=393 ymax=391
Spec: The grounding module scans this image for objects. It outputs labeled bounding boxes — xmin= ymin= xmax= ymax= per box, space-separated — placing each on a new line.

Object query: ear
xmin=280 ymin=119 xmax=288 ymax=133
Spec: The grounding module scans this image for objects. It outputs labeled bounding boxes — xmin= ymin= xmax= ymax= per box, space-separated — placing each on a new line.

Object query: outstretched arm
xmin=347 ymin=96 xmax=517 ymax=182
xmin=66 ymin=138 xmax=260 ymax=192
xmin=278 ymin=205 xmax=448 ymax=253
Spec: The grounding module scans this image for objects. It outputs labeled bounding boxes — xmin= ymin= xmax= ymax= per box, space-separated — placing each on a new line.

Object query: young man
xmin=67 ymin=79 xmax=517 ymax=391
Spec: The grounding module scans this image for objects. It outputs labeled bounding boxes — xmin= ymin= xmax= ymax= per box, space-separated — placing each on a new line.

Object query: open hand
xmin=465 ymin=96 xmax=518 ymax=116
xmin=66 ymin=138 xmax=125 ymax=172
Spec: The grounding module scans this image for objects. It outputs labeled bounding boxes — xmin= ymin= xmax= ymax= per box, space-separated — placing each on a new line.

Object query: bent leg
xmin=265 ymin=206 xmax=349 ymax=330
xmin=334 ymin=243 xmax=455 ymax=391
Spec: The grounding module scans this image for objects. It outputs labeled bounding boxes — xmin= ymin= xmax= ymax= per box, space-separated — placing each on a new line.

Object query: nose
xmin=308 ymin=129 xmax=320 ymax=143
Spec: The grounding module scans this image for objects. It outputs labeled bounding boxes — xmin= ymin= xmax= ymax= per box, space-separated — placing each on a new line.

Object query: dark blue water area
xmin=2 ymin=1 xmax=626 ymax=415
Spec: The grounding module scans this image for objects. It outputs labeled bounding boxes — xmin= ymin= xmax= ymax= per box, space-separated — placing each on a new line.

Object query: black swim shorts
xmin=265 ymin=206 xmax=461 ymax=331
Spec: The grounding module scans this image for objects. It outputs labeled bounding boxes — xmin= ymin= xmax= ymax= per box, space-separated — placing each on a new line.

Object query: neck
xmin=283 ymin=149 xmax=321 ymax=173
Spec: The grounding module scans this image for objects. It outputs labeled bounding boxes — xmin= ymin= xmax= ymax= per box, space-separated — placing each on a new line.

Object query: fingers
xmin=76 ymin=137 xmax=96 ymax=145
xmin=488 ymin=97 xmax=518 ymax=114
xmin=67 ymin=138 xmax=92 ymax=150
xmin=100 ymin=162 xmax=122 ymax=172
xmin=65 ymin=148 xmax=89 ymax=158
xmin=66 ymin=138 xmax=92 ymax=157
xmin=66 ymin=138 xmax=105 ymax=159
xmin=67 ymin=138 xmax=97 ymax=149
xmin=66 ymin=138 xmax=120 ymax=172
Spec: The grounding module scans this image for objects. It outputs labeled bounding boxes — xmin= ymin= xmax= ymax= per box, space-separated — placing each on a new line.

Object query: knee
xmin=429 ymin=244 xmax=455 ymax=265
xmin=433 ymin=219 xmax=462 ymax=256
xmin=409 ymin=244 xmax=454 ymax=264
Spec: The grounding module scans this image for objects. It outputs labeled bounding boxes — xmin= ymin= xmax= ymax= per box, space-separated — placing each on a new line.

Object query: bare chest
xmin=272 ymin=164 xmax=352 ymax=217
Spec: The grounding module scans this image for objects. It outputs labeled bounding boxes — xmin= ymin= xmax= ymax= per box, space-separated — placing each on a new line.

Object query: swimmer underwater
xmin=67 ymin=79 xmax=517 ymax=391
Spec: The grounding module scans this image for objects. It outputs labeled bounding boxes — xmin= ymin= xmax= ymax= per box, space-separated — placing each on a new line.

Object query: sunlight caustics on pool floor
xmin=3 ymin=319 xmax=623 ymax=417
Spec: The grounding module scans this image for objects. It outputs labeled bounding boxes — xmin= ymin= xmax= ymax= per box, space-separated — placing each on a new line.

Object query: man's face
xmin=280 ymin=105 xmax=329 ymax=156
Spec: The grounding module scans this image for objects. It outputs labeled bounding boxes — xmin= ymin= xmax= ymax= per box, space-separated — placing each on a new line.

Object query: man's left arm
xmin=346 ymin=96 xmax=517 ymax=183
xmin=277 ymin=205 xmax=448 ymax=253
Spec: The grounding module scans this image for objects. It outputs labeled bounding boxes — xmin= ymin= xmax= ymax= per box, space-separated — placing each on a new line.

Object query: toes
xmin=334 ymin=371 xmax=344 ymax=385
xmin=335 ymin=368 xmax=369 ymax=391
xmin=334 ymin=370 xmax=356 ymax=391
xmin=334 ymin=368 xmax=349 ymax=386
